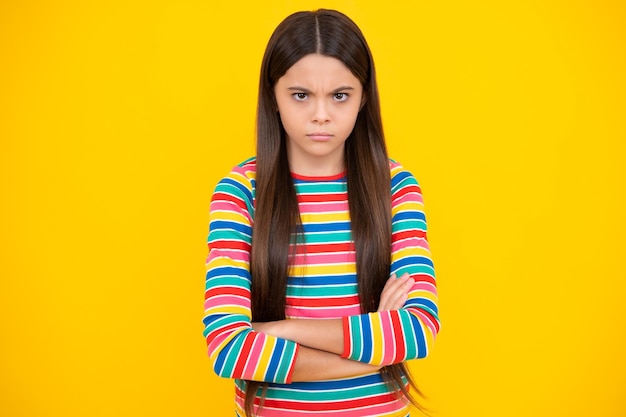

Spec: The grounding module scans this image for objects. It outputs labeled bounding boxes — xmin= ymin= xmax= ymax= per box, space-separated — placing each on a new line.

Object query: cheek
xmin=278 ymin=109 xmax=304 ymax=136
xmin=278 ymin=107 xmax=296 ymax=126
xmin=339 ymin=106 xmax=361 ymax=129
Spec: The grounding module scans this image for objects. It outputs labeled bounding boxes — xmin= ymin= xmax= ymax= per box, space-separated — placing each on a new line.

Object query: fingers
xmin=377 ymin=273 xmax=414 ymax=312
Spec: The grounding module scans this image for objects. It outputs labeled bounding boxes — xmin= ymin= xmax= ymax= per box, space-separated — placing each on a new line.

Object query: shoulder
xmin=212 ymin=157 xmax=257 ymax=204
xmin=232 ymin=156 xmax=257 ymax=181
xmin=388 ymin=159 xmax=421 ymax=192
xmin=218 ymin=157 xmax=256 ymax=183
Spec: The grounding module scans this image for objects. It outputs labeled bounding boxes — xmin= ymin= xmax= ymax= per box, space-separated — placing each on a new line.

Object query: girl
xmin=203 ymin=9 xmax=440 ymax=417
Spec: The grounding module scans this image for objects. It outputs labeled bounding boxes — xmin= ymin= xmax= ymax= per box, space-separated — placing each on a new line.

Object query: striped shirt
xmin=203 ymin=158 xmax=440 ymax=416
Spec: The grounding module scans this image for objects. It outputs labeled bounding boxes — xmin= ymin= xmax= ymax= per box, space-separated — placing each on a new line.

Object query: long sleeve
xmin=341 ymin=162 xmax=440 ymax=365
xmin=203 ymin=163 xmax=299 ymax=383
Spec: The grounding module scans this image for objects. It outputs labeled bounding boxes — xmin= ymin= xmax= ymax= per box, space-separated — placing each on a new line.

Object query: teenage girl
xmin=203 ymin=9 xmax=440 ymax=417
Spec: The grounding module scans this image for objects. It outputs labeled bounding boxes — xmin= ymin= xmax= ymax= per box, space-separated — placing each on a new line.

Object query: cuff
xmin=340 ymin=315 xmax=352 ymax=359
xmin=283 ymin=343 xmax=300 ymax=384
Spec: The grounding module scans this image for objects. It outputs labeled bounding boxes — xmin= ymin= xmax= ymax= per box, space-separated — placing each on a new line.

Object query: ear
xmin=359 ymin=93 xmax=367 ymax=110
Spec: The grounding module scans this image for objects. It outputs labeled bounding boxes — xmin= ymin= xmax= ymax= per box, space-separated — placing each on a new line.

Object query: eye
xmin=334 ymin=92 xmax=349 ymax=102
xmin=293 ymin=92 xmax=308 ymax=101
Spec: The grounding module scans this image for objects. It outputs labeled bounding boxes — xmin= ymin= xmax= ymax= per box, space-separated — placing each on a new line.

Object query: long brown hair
xmin=247 ymin=9 xmax=422 ymax=416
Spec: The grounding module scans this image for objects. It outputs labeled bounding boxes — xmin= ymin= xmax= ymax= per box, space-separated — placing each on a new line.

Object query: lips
xmin=307 ymin=132 xmax=333 ymax=141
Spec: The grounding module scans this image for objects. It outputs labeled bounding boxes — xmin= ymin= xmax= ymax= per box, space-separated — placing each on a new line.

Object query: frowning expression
xmin=274 ymin=53 xmax=364 ymax=176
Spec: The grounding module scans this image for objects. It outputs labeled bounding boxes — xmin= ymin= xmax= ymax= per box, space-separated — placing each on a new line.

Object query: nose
xmin=312 ymin=100 xmax=330 ymax=124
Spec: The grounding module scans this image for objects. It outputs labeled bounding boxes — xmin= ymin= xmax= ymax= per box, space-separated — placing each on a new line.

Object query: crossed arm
xmin=204 ymin=164 xmax=439 ymax=384
xmin=252 ymin=273 xmax=415 ymax=381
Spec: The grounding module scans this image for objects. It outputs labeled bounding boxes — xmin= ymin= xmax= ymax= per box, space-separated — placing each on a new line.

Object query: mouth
xmin=307 ymin=132 xmax=333 ymax=141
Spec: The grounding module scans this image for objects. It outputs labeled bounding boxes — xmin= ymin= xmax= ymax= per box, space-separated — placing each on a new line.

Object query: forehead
xmin=279 ymin=54 xmax=361 ymax=86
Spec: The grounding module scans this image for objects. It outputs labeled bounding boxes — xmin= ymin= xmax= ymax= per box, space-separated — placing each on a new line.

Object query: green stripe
xmin=304 ymin=231 xmax=352 ymax=244
xmin=294 ymin=182 xmax=347 ymax=193
xmin=222 ymin=333 xmax=246 ymax=376
xmin=412 ymin=264 xmax=435 ymax=276
xmin=286 ymin=284 xmax=358 ymax=297
xmin=209 ymin=230 xmax=252 ymax=242
xmin=274 ymin=342 xmax=297 ymax=383
xmin=206 ymin=276 xmax=250 ymax=289
xmin=264 ymin=380 xmax=390 ymax=401
xmin=400 ymin=311 xmax=418 ymax=359
xmin=394 ymin=264 xmax=434 ymax=279
xmin=214 ymin=181 xmax=255 ymax=214
xmin=348 ymin=315 xmax=363 ymax=361
xmin=392 ymin=219 xmax=427 ymax=232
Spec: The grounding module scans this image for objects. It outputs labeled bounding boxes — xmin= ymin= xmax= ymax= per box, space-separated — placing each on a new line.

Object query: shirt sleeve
xmin=341 ymin=163 xmax=440 ymax=365
xmin=203 ymin=165 xmax=299 ymax=383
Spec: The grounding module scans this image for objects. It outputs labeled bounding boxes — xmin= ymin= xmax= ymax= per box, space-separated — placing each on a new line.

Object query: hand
xmin=377 ymin=273 xmax=414 ymax=312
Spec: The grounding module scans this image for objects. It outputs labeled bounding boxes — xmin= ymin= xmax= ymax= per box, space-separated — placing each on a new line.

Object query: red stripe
xmin=232 ymin=333 xmax=255 ymax=377
xmin=390 ymin=311 xmax=405 ymax=361
xmin=209 ymin=240 xmax=251 ymax=251
xmin=212 ymin=191 xmax=248 ymax=211
xmin=413 ymin=273 xmax=436 ymax=286
xmin=411 ymin=308 xmax=441 ymax=333
xmin=284 ymin=344 xmax=299 ymax=383
xmin=205 ymin=286 xmax=248 ymax=300
xmin=235 ymin=384 xmax=400 ymax=410
xmin=297 ymin=193 xmax=347 ymax=203
xmin=205 ymin=321 xmax=242 ymax=345
xmin=341 ymin=316 xmax=351 ymax=358
xmin=293 ymin=242 xmax=354 ymax=255
xmin=393 ymin=184 xmax=421 ymax=200
xmin=261 ymin=392 xmax=398 ymax=411
xmin=287 ymin=295 xmax=359 ymax=308
xmin=393 ymin=230 xmax=427 ymax=241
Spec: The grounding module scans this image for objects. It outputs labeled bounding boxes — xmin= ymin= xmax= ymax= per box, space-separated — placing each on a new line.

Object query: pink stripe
xmin=210 ymin=201 xmax=253 ymax=222
xmin=242 ymin=333 xmax=266 ymax=379
xmin=412 ymin=309 xmax=439 ymax=340
xmin=299 ymin=201 xmax=349 ymax=213
xmin=380 ymin=312 xmax=396 ymax=364
xmin=240 ymin=400 xmax=406 ymax=417
xmin=207 ymin=328 xmax=238 ymax=356
xmin=392 ymin=237 xmax=430 ymax=251
xmin=412 ymin=282 xmax=437 ymax=293
xmin=393 ymin=191 xmax=424 ymax=205
xmin=286 ymin=304 xmax=361 ymax=319
xmin=210 ymin=201 xmax=241 ymax=211
xmin=291 ymin=252 xmax=356 ymax=265
xmin=208 ymin=249 xmax=250 ymax=262
xmin=204 ymin=295 xmax=250 ymax=310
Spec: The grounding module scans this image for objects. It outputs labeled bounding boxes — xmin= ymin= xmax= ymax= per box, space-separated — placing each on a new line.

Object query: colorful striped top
xmin=203 ymin=158 xmax=440 ymax=416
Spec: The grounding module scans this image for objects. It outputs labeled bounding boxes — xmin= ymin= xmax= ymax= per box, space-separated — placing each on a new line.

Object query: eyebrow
xmin=286 ymin=86 xmax=356 ymax=94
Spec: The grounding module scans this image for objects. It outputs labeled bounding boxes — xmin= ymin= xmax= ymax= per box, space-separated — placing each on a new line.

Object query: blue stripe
xmin=220 ymin=177 xmax=253 ymax=203
xmin=391 ymin=170 xmax=415 ymax=188
xmin=272 ymin=373 xmax=385 ymax=390
xmin=393 ymin=255 xmax=434 ymax=269
xmin=359 ymin=315 xmax=373 ymax=362
xmin=213 ymin=345 xmax=227 ymax=375
xmin=209 ymin=220 xmax=252 ymax=236
xmin=206 ymin=266 xmax=251 ymax=280
xmin=409 ymin=314 xmax=428 ymax=358
xmin=302 ymin=221 xmax=352 ymax=233
xmin=393 ymin=211 xmax=426 ymax=222
xmin=265 ymin=338 xmax=283 ymax=381
xmin=407 ymin=298 xmax=439 ymax=316
xmin=288 ymin=274 xmax=357 ymax=285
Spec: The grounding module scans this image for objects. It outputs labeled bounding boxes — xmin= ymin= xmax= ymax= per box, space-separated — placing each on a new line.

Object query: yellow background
xmin=1 ymin=0 xmax=625 ymax=416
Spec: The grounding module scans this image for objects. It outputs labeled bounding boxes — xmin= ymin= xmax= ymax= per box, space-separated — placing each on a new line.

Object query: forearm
xmin=291 ymin=345 xmax=380 ymax=382
xmin=251 ymin=274 xmax=415 ymax=358
xmin=252 ymin=319 xmax=344 ymax=355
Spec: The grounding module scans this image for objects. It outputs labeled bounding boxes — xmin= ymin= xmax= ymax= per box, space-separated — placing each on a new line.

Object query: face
xmin=274 ymin=53 xmax=364 ymax=176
